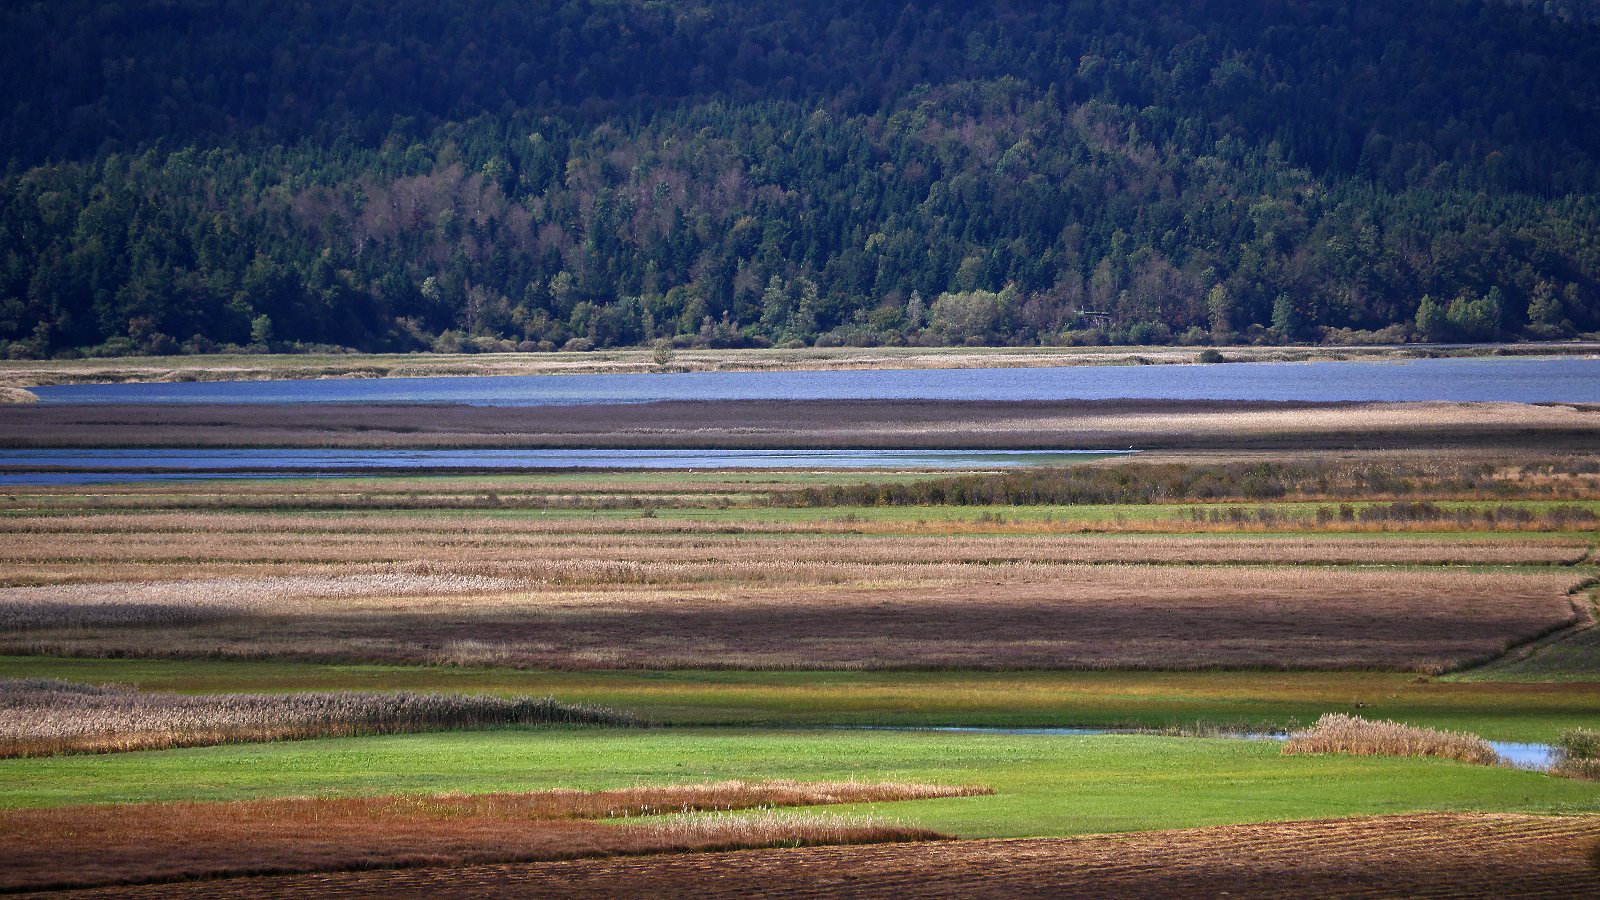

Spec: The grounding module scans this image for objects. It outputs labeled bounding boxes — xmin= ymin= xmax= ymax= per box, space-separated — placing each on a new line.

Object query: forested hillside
xmin=3 ymin=0 xmax=1599 ymax=356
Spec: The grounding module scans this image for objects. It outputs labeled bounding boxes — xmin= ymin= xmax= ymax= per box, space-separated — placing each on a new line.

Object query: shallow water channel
xmin=848 ymin=726 xmax=1559 ymax=772
xmin=0 ymin=447 xmax=1128 ymax=485
xmin=31 ymin=355 xmax=1600 ymax=405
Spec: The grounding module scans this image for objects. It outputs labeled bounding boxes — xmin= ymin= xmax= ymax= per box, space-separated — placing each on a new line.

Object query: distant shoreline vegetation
xmin=2 ymin=1 xmax=1599 ymax=360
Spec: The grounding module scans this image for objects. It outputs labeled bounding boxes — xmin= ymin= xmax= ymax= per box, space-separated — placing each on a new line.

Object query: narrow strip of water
xmin=841 ymin=726 xmax=1558 ymax=771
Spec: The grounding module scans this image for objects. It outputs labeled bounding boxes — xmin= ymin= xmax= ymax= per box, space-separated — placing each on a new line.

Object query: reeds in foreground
xmin=1282 ymin=713 xmax=1500 ymax=765
xmin=0 ymin=678 xmax=634 ymax=757
xmin=644 ymin=809 xmax=943 ymax=850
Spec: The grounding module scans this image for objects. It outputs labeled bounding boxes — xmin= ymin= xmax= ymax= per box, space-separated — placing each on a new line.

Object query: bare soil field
xmin=0 ymin=781 xmax=973 ymax=893
xmin=3 ymin=398 xmax=1599 ymax=451
xmin=50 ymin=813 xmax=1600 ymax=899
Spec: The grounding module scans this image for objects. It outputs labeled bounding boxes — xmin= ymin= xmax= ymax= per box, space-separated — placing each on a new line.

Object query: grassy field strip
xmin=3 ymin=729 xmax=1597 ymax=836
xmin=1459 ymin=578 xmax=1600 ymax=682
xmin=4 ymin=659 xmax=1596 ymax=741
xmin=8 ymin=497 xmax=1600 ymax=519
xmin=2 ymin=346 xmax=1535 ymax=388
xmin=3 ymin=527 xmax=1588 ymax=561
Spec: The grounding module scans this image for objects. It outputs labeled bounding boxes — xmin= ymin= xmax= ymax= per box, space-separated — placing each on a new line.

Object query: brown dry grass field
xmin=48 ymin=813 xmax=1600 ymax=899
xmin=0 ymin=679 xmax=632 ymax=757
xmin=0 ymin=781 xmax=976 ymax=893
xmin=1 ymin=560 xmax=1583 ymax=672
xmin=1 ymin=502 xmax=1590 ymax=671
xmin=3 ymin=398 xmax=1599 ymax=451
xmin=3 ymin=516 xmax=1591 ymax=577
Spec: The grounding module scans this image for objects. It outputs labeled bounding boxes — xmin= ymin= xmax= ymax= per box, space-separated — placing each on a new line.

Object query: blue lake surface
xmin=31 ymin=356 xmax=1600 ymax=405
xmin=0 ymin=448 xmax=1125 ymax=485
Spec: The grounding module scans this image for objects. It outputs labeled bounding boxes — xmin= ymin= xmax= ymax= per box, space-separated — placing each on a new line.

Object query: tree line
xmin=2 ymin=0 xmax=1598 ymax=357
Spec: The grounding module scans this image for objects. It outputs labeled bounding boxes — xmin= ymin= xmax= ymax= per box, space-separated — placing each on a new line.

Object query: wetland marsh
xmin=1 ymin=355 xmax=1598 ymax=894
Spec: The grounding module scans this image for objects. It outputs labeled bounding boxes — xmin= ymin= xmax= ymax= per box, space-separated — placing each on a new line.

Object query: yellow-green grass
xmin=3 ymin=729 xmax=1598 ymax=840
xmin=4 ymin=344 xmax=1527 ymax=389
xmin=9 ymin=494 xmax=1599 ymax=534
xmin=4 ymin=658 xmax=1596 ymax=742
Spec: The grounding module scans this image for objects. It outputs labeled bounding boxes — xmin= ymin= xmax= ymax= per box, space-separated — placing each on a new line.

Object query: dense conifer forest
xmin=3 ymin=0 xmax=1599 ymax=356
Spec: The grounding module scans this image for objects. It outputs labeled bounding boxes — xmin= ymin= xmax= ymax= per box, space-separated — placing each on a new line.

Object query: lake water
xmin=0 ymin=448 xmax=1126 ymax=485
xmin=855 ymin=726 xmax=1559 ymax=771
xmin=30 ymin=356 xmax=1600 ymax=405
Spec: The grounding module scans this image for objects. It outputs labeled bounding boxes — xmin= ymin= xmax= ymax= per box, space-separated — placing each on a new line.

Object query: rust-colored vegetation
xmin=69 ymin=813 xmax=1600 ymax=899
xmin=0 ymin=781 xmax=980 ymax=892
xmin=0 ymin=679 xmax=632 ymax=758
xmin=1282 ymin=713 xmax=1501 ymax=765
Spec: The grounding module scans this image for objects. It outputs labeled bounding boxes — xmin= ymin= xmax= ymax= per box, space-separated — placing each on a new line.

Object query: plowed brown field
xmin=0 ymin=782 xmax=977 ymax=893
xmin=50 ymin=813 xmax=1600 ymax=899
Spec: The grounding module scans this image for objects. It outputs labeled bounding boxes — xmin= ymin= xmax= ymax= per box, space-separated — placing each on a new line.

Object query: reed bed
xmin=1 ymin=475 xmax=1590 ymax=672
xmin=0 ymin=781 xmax=965 ymax=892
xmin=786 ymin=458 xmax=1600 ymax=508
xmin=0 ymin=573 xmax=527 ymax=628
xmin=1282 ymin=713 xmax=1501 ymax=765
xmin=3 ymin=523 xmax=1588 ymax=571
xmin=0 ymin=679 xmax=633 ymax=757
xmin=1552 ymin=728 xmax=1600 ymax=780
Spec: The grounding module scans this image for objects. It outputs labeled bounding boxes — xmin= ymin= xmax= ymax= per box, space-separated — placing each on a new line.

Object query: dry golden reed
xmin=1282 ymin=713 xmax=1500 ymax=765
xmin=0 ymin=678 xmax=632 ymax=757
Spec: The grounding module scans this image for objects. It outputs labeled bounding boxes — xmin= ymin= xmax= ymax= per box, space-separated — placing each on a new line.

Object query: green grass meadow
xmin=5 ymin=657 xmax=1597 ymax=742
xmin=4 ymin=728 xmax=1598 ymax=838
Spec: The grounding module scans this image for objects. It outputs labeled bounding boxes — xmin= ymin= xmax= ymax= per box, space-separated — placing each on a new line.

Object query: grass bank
xmin=3 ymin=658 xmax=1595 ymax=742
xmin=9 ymin=343 xmax=1590 ymax=389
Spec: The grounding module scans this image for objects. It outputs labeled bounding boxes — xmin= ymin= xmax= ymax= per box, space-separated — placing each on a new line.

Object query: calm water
xmin=0 ymin=448 xmax=1125 ymax=485
xmin=31 ymin=356 xmax=1600 ymax=405
xmin=857 ymin=726 xmax=1559 ymax=771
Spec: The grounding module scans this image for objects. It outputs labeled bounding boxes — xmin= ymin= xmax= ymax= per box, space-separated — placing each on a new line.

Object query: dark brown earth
xmin=0 ymin=782 xmax=971 ymax=893
xmin=3 ymin=398 xmax=1598 ymax=450
xmin=44 ymin=813 xmax=1600 ymax=899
